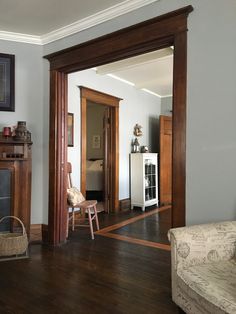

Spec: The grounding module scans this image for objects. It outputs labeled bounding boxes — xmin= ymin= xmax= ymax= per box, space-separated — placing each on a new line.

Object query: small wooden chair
xmin=67 ymin=162 xmax=99 ymax=240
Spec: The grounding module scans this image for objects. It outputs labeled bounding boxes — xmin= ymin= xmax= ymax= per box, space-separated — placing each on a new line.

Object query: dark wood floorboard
xmin=0 ymin=210 xmax=177 ymax=314
xmin=111 ymin=208 xmax=171 ymax=244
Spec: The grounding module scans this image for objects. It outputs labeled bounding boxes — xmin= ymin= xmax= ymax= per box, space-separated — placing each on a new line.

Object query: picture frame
xmin=92 ymin=135 xmax=101 ymax=149
xmin=67 ymin=113 xmax=74 ymax=147
xmin=0 ymin=53 xmax=15 ymax=111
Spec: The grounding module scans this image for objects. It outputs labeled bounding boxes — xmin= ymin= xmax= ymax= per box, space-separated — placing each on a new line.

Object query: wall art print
xmin=0 ymin=53 xmax=15 ymax=112
xmin=67 ymin=112 xmax=74 ymax=147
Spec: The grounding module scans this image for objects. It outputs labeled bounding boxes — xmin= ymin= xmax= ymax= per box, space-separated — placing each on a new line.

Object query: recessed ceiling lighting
xmin=107 ymin=74 xmax=135 ymax=86
xmin=141 ymin=88 xmax=161 ymax=98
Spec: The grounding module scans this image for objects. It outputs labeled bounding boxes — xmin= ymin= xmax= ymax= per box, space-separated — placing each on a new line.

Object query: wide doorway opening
xmin=44 ymin=6 xmax=193 ymax=245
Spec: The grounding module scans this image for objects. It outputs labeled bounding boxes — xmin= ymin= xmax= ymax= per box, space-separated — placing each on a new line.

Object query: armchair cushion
xmin=168 ymin=221 xmax=236 ymax=271
xmin=178 ymin=259 xmax=236 ymax=314
xmin=169 ymin=221 xmax=236 ymax=314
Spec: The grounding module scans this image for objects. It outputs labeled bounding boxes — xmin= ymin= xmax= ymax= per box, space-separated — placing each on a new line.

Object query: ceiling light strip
xmin=107 ymin=74 xmax=135 ymax=86
xmin=141 ymin=88 xmax=161 ymax=98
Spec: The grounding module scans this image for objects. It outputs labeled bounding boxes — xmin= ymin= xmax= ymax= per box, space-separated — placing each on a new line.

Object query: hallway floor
xmin=0 ymin=207 xmax=178 ymax=314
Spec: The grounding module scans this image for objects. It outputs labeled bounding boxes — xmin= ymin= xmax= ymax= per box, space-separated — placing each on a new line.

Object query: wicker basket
xmin=0 ymin=216 xmax=28 ymax=257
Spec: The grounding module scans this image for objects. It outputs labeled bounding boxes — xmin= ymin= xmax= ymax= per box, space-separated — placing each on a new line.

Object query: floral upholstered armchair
xmin=168 ymin=221 xmax=236 ymax=314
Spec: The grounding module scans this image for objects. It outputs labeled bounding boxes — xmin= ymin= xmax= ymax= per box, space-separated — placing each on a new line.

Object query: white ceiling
xmin=0 ymin=0 xmax=159 ymax=44
xmin=96 ymin=48 xmax=173 ymax=97
xmin=0 ymin=0 xmax=171 ymax=96
xmin=0 ymin=0 xmax=123 ymax=35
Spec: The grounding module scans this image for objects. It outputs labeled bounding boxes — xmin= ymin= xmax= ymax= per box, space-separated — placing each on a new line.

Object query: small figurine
xmin=141 ymin=146 xmax=149 ymax=153
xmin=133 ymin=124 xmax=143 ymax=137
xmin=132 ymin=137 xmax=140 ymax=153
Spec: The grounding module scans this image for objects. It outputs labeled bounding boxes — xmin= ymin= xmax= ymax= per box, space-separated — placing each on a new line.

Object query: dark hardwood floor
xmin=111 ymin=208 xmax=171 ymax=244
xmin=0 ymin=208 xmax=178 ymax=314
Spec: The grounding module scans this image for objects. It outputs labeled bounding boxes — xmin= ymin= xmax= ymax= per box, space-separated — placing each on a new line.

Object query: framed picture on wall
xmin=67 ymin=113 xmax=74 ymax=147
xmin=92 ymin=135 xmax=101 ymax=149
xmin=0 ymin=53 xmax=15 ymax=111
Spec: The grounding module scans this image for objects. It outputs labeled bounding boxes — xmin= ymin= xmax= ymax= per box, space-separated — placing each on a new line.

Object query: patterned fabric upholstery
xmin=168 ymin=221 xmax=236 ymax=314
xmin=67 ymin=187 xmax=85 ymax=206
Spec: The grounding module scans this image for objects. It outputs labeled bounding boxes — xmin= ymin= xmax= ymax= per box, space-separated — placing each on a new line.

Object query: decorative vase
xmin=14 ymin=121 xmax=28 ymax=141
xmin=2 ymin=127 xmax=11 ymax=138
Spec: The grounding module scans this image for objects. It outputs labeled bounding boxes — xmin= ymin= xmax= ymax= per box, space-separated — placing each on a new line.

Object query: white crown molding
xmin=0 ymin=31 xmax=41 ymax=45
xmin=0 ymin=0 xmax=160 ymax=45
xmin=41 ymin=0 xmax=160 ymax=44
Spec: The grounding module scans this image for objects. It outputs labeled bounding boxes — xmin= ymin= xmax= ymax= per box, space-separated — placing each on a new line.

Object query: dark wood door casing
xmin=80 ymin=86 xmax=121 ymax=213
xmin=159 ymin=115 xmax=172 ymax=205
xmin=103 ymin=106 xmax=111 ymax=212
xmin=44 ymin=5 xmax=193 ymax=245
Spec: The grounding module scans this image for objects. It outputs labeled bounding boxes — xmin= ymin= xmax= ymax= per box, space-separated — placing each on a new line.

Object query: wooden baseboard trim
xmin=42 ymin=224 xmax=49 ymax=244
xmin=30 ymin=223 xmax=49 ymax=244
xmin=119 ymin=198 xmax=131 ymax=211
xmin=30 ymin=224 xmax=42 ymax=243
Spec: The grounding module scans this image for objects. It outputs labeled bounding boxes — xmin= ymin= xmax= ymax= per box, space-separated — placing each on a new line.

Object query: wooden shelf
xmin=0 ymin=133 xmax=32 ymax=145
xmin=0 ymin=138 xmax=32 ymax=145
xmin=0 ymin=158 xmax=28 ymax=161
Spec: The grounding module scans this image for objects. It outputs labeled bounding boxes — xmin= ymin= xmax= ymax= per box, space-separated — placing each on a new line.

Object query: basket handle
xmin=0 ymin=216 xmax=26 ymax=235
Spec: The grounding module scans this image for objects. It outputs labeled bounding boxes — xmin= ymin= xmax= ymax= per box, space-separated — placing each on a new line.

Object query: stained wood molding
xmin=30 ymin=224 xmax=42 ymax=242
xmin=119 ymin=198 xmax=131 ymax=211
xmin=80 ymin=86 xmax=121 ymax=212
xmin=45 ymin=6 xmax=193 ymax=72
xmin=44 ymin=5 xmax=193 ymax=245
xmin=80 ymin=86 xmax=122 ymax=107
xmin=42 ymin=224 xmax=49 ymax=244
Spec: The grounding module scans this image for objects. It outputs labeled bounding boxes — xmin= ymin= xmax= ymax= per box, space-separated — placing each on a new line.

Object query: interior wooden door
xmin=159 ymin=115 xmax=172 ymax=205
xmin=103 ymin=107 xmax=111 ymax=212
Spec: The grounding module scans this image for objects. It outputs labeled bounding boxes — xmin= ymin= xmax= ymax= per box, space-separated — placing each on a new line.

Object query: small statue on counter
xmin=132 ymin=137 xmax=140 ymax=153
xmin=133 ymin=124 xmax=143 ymax=137
xmin=141 ymin=145 xmax=149 ymax=153
xmin=13 ymin=121 xmax=31 ymax=141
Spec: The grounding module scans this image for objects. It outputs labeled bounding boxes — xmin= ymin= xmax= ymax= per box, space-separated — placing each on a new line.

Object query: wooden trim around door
xmin=80 ymin=86 xmax=122 ymax=212
xmin=44 ymin=5 xmax=193 ymax=245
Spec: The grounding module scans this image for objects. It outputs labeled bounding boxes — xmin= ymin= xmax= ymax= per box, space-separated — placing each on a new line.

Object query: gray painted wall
xmin=44 ymin=0 xmax=236 ymax=224
xmin=161 ymin=96 xmax=172 ymax=116
xmin=1 ymin=0 xmax=235 ymax=225
xmin=0 ymin=40 xmax=47 ymax=224
xmin=67 ymin=68 xmax=161 ymax=200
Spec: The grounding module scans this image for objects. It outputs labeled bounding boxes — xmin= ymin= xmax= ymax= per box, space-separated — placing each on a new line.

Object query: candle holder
xmin=2 ymin=127 xmax=11 ymax=138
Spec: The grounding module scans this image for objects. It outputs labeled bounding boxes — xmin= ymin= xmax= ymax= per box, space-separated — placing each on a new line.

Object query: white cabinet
xmin=130 ymin=153 xmax=158 ymax=211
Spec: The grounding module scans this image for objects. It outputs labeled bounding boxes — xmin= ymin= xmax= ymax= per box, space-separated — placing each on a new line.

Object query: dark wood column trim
xmin=48 ymin=70 xmax=68 ymax=245
xmin=44 ymin=5 xmax=193 ymax=245
xmin=112 ymin=106 xmax=119 ymax=211
xmin=80 ymin=94 xmax=87 ymax=197
xmin=172 ymin=31 xmax=187 ymax=227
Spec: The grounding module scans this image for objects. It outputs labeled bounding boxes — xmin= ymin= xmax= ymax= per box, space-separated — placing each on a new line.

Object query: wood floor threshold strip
xmin=98 ymin=232 xmax=171 ymax=251
xmin=96 ymin=205 xmax=170 ymax=234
